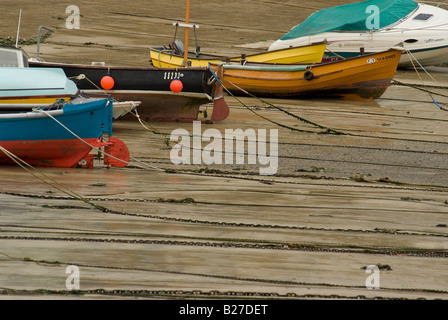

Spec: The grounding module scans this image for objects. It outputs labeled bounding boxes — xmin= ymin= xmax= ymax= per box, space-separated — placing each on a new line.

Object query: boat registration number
xmin=368 ymin=54 xmax=396 ymax=63
xmin=164 ymin=71 xmax=185 ymax=80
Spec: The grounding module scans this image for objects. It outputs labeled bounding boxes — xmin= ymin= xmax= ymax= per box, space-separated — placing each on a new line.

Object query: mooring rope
xmin=0 ymin=146 xmax=108 ymax=212
xmin=0 ymin=104 xmax=163 ymax=212
xmin=35 ymin=107 xmax=164 ymax=171
xmin=403 ymin=48 xmax=448 ymax=112
xmin=69 ymin=74 xmax=212 ymax=149
xmin=130 ymin=108 xmax=208 ymax=148
xmin=131 ymin=109 xmax=170 ymax=137
xmin=68 ymin=74 xmax=108 ymax=94
xmin=209 ymin=67 xmax=345 ymax=135
xmin=0 ymin=103 xmax=163 ymax=215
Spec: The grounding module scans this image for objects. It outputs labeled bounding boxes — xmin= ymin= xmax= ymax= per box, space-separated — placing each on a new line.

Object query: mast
xmin=183 ymin=0 xmax=191 ymax=65
xmin=15 ymin=9 xmax=22 ymax=47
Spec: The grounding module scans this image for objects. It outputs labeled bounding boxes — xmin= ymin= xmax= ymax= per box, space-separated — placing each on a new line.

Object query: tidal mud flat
xmin=1 ymin=0 xmax=448 ymax=300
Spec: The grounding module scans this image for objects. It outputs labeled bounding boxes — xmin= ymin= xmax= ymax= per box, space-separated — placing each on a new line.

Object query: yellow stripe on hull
xmin=150 ymin=42 xmax=327 ymax=68
xmin=0 ymin=97 xmax=71 ymax=104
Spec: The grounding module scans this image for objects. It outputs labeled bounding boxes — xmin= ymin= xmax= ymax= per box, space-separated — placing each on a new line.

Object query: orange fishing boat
xmin=214 ymin=48 xmax=402 ymax=101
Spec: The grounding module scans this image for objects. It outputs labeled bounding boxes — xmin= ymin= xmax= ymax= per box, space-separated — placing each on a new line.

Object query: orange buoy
xmin=101 ymin=75 xmax=115 ymax=90
xmin=170 ymin=79 xmax=183 ymax=93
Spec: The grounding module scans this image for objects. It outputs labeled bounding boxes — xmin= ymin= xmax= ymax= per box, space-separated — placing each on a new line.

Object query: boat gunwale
xmin=0 ymin=97 xmax=110 ymax=120
xmin=211 ymin=48 xmax=402 ymax=72
xmin=149 ymin=40 xmax=328 ymax=62
xmin=0 ymin=93 xmax=78 ymax=100
xmin=29 ymin=60 xmax=213 ymax=72
xmin=0 ymin=109 xmax=64 ymax=120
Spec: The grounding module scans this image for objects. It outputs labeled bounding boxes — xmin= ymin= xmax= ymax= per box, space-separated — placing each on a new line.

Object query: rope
xmin=131 ymin=109 xmax=170 ymax=137
xmin=0 ymin=146 xmax=109 ymax=212
xmin=68 ymin=74 xmax=108 ymax=94
xmin=324 ymin=48 xmax=346 ymax=60
xmin=403 ymin=48 xmax=448 ymax=112
xmin=171 ymin=23 xmax=180 ymax=68
xmin=130 ymin=108 xmax=202 ymax=143
xmin=130 ymin=109 xmax=175 ymax=147
xmin=65 ymin=74 xmax=169 ymax=166
xmin=392 ymin=79 xmax=448 ymax=102
xmin=35 ymin=106 xmax=164 ymax=171
xmin=209 ymin=67 xmax=345 ymax=135
xmin=68 ymin=74 xmax=200 ymax=150
xmin=0 ymin=103 xmax=167 ymax=211
xmin=193 ymin=25 xmax=199 ymax=58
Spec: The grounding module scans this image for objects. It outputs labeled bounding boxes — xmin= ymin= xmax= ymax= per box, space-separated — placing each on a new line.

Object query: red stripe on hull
xmin=0 ymin=138 xmax=101 ymax=167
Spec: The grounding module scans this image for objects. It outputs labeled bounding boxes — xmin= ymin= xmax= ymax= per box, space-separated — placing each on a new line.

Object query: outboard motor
xmin=169 ymin=40 xmax=185 ymax=56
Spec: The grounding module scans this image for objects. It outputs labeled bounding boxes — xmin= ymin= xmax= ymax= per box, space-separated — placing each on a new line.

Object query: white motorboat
xmin=268 ymin=0 xmax=448 ymax=67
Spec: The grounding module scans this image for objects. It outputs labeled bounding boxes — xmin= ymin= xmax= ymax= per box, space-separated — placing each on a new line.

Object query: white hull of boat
xmin=112 ymin=101 xmax=141 ymax=119
xmin=269 ymin=3 xmax=448 ymax=67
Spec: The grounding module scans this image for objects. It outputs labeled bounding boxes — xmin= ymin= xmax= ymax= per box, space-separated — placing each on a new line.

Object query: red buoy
xmin=170 ymin=79 xmax=183 ymax=93
xmin=101 ymin=75 xmax=115 ymax=90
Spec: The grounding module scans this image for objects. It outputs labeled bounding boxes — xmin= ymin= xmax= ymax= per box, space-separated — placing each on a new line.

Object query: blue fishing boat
xmin=0 ymin=96 xmax=129 ymax=168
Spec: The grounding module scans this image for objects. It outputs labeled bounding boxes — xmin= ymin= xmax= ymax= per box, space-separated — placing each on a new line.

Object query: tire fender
xmin=304 ymin=70 xmax=314 ymax=81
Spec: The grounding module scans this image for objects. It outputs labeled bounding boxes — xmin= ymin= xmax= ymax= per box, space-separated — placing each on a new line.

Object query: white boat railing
xmin=420 ymin=1 xmax=448 ymax=8
xmin=35 ymin=26 xmax=53 ymax=60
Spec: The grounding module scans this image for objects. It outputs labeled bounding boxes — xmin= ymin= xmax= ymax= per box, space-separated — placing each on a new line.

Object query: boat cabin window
xmin=0 ymin=48 xmax=28 ymax=67
xmin=413 ymin=13 xmax=433 ymax=21
xmin=0 ymin=50 xmax=21 ymax=67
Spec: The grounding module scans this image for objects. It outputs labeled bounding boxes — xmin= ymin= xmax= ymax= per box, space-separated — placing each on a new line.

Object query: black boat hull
xmin=29 ymin=61 xmax=229 ymax=122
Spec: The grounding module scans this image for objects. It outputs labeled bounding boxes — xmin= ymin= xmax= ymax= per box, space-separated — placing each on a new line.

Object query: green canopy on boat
xmin=280 ymin=0 xmax=419 ymax=40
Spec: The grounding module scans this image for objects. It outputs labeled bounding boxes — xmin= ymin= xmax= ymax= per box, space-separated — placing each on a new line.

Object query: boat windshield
xmin=22 ymin=50 xmax=30 ymax=67
xmin=0 ymin=47 xmax=29 ymax=67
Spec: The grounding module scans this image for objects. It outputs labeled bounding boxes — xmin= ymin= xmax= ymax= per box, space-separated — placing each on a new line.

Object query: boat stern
xmin=207 ymin=65 xmax=229 ymax=122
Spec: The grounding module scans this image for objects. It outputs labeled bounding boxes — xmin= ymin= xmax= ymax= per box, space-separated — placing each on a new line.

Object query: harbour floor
xmin=1 ymin=0 xmax=447 ymax=301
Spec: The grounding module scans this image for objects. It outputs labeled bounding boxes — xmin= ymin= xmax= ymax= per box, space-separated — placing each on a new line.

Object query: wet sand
xmin=1 ymin=0 xmax=448 ymax=301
